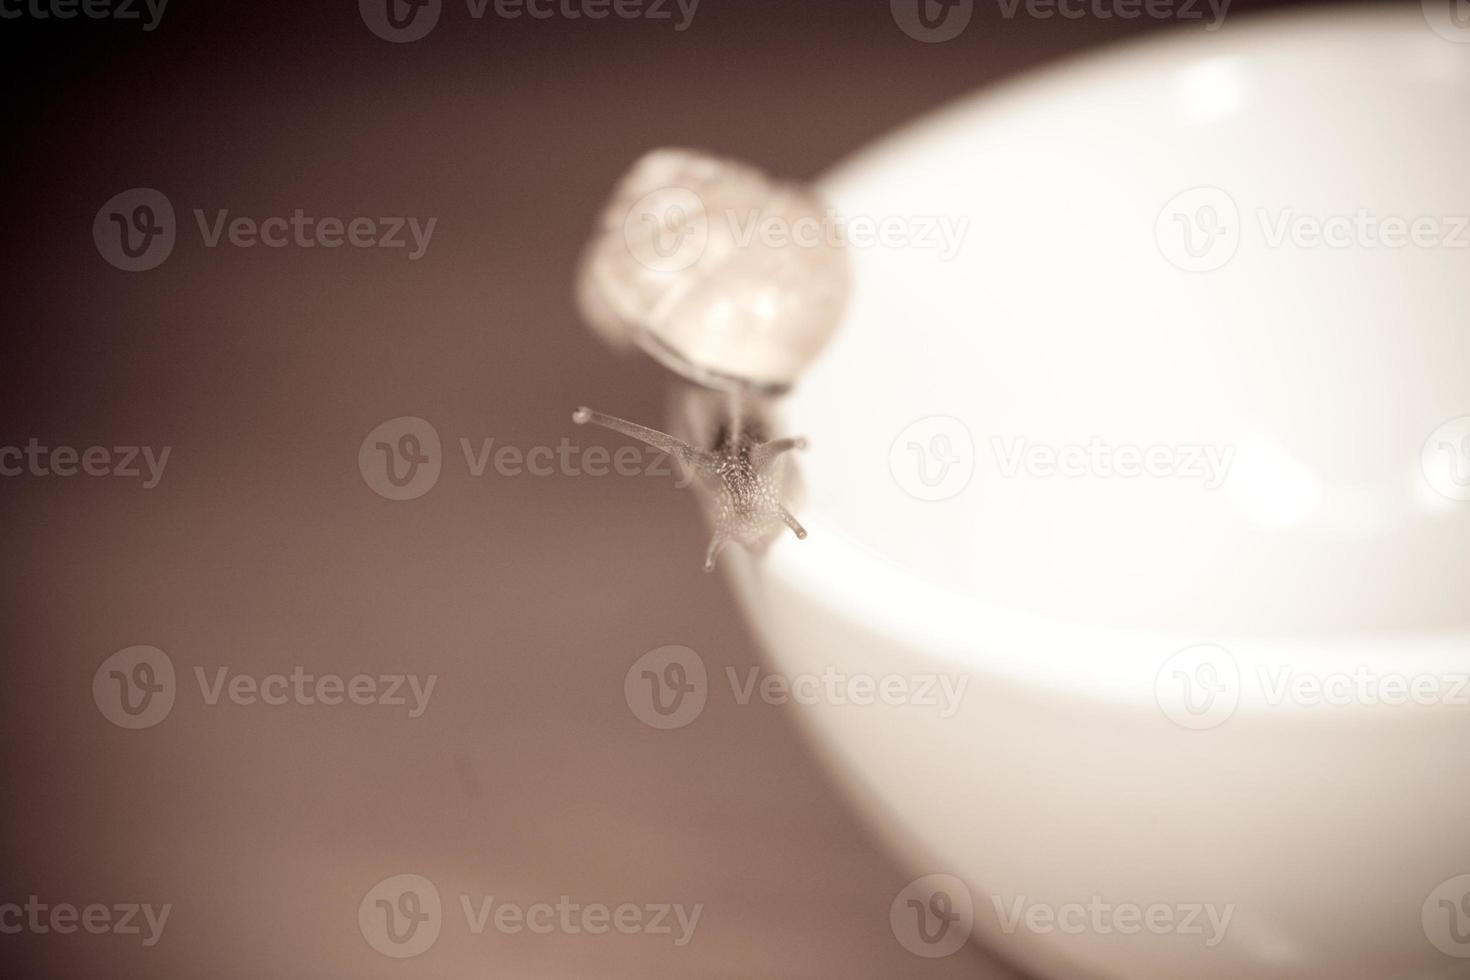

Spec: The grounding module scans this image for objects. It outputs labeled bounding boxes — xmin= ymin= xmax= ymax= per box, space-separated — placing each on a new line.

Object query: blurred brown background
xmin=0 ymin=0 xmax=1310 ymax=976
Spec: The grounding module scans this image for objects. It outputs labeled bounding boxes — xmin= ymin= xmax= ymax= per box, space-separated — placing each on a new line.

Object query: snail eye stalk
xmin=572 ymin=405 xmax=808 ymax=572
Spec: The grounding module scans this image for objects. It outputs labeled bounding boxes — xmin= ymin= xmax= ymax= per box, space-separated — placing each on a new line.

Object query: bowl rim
xmin=747 ymin=2 xmax=1470 ymax=707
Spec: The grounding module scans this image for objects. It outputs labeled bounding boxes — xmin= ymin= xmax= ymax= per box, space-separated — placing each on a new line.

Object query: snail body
xmin=573 ymin=393 xmax=805 ymax=571
xmin=574 ymin=148 xmax=846 ymax=569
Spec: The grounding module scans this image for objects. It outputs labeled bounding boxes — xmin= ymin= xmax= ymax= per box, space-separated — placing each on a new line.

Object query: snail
xmin=572 ymin=148 xmax=850 ymax=570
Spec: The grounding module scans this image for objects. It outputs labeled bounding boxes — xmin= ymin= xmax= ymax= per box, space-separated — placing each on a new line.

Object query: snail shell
xmin=576 ymin=147 xmax=850 ymax=392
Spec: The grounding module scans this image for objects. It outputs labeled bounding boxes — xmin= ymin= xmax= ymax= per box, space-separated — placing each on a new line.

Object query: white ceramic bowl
xmin=726 ymin=7 xmax=1470 ymax=979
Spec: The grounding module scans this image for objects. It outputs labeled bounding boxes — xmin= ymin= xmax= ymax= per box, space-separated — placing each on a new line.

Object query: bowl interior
xmin=792 ymin=6 xmax=1470 ymax=640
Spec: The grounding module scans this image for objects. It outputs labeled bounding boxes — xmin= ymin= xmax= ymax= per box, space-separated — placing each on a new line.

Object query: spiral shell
xmin=576 ymin=148 xmax=850 ymax=392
